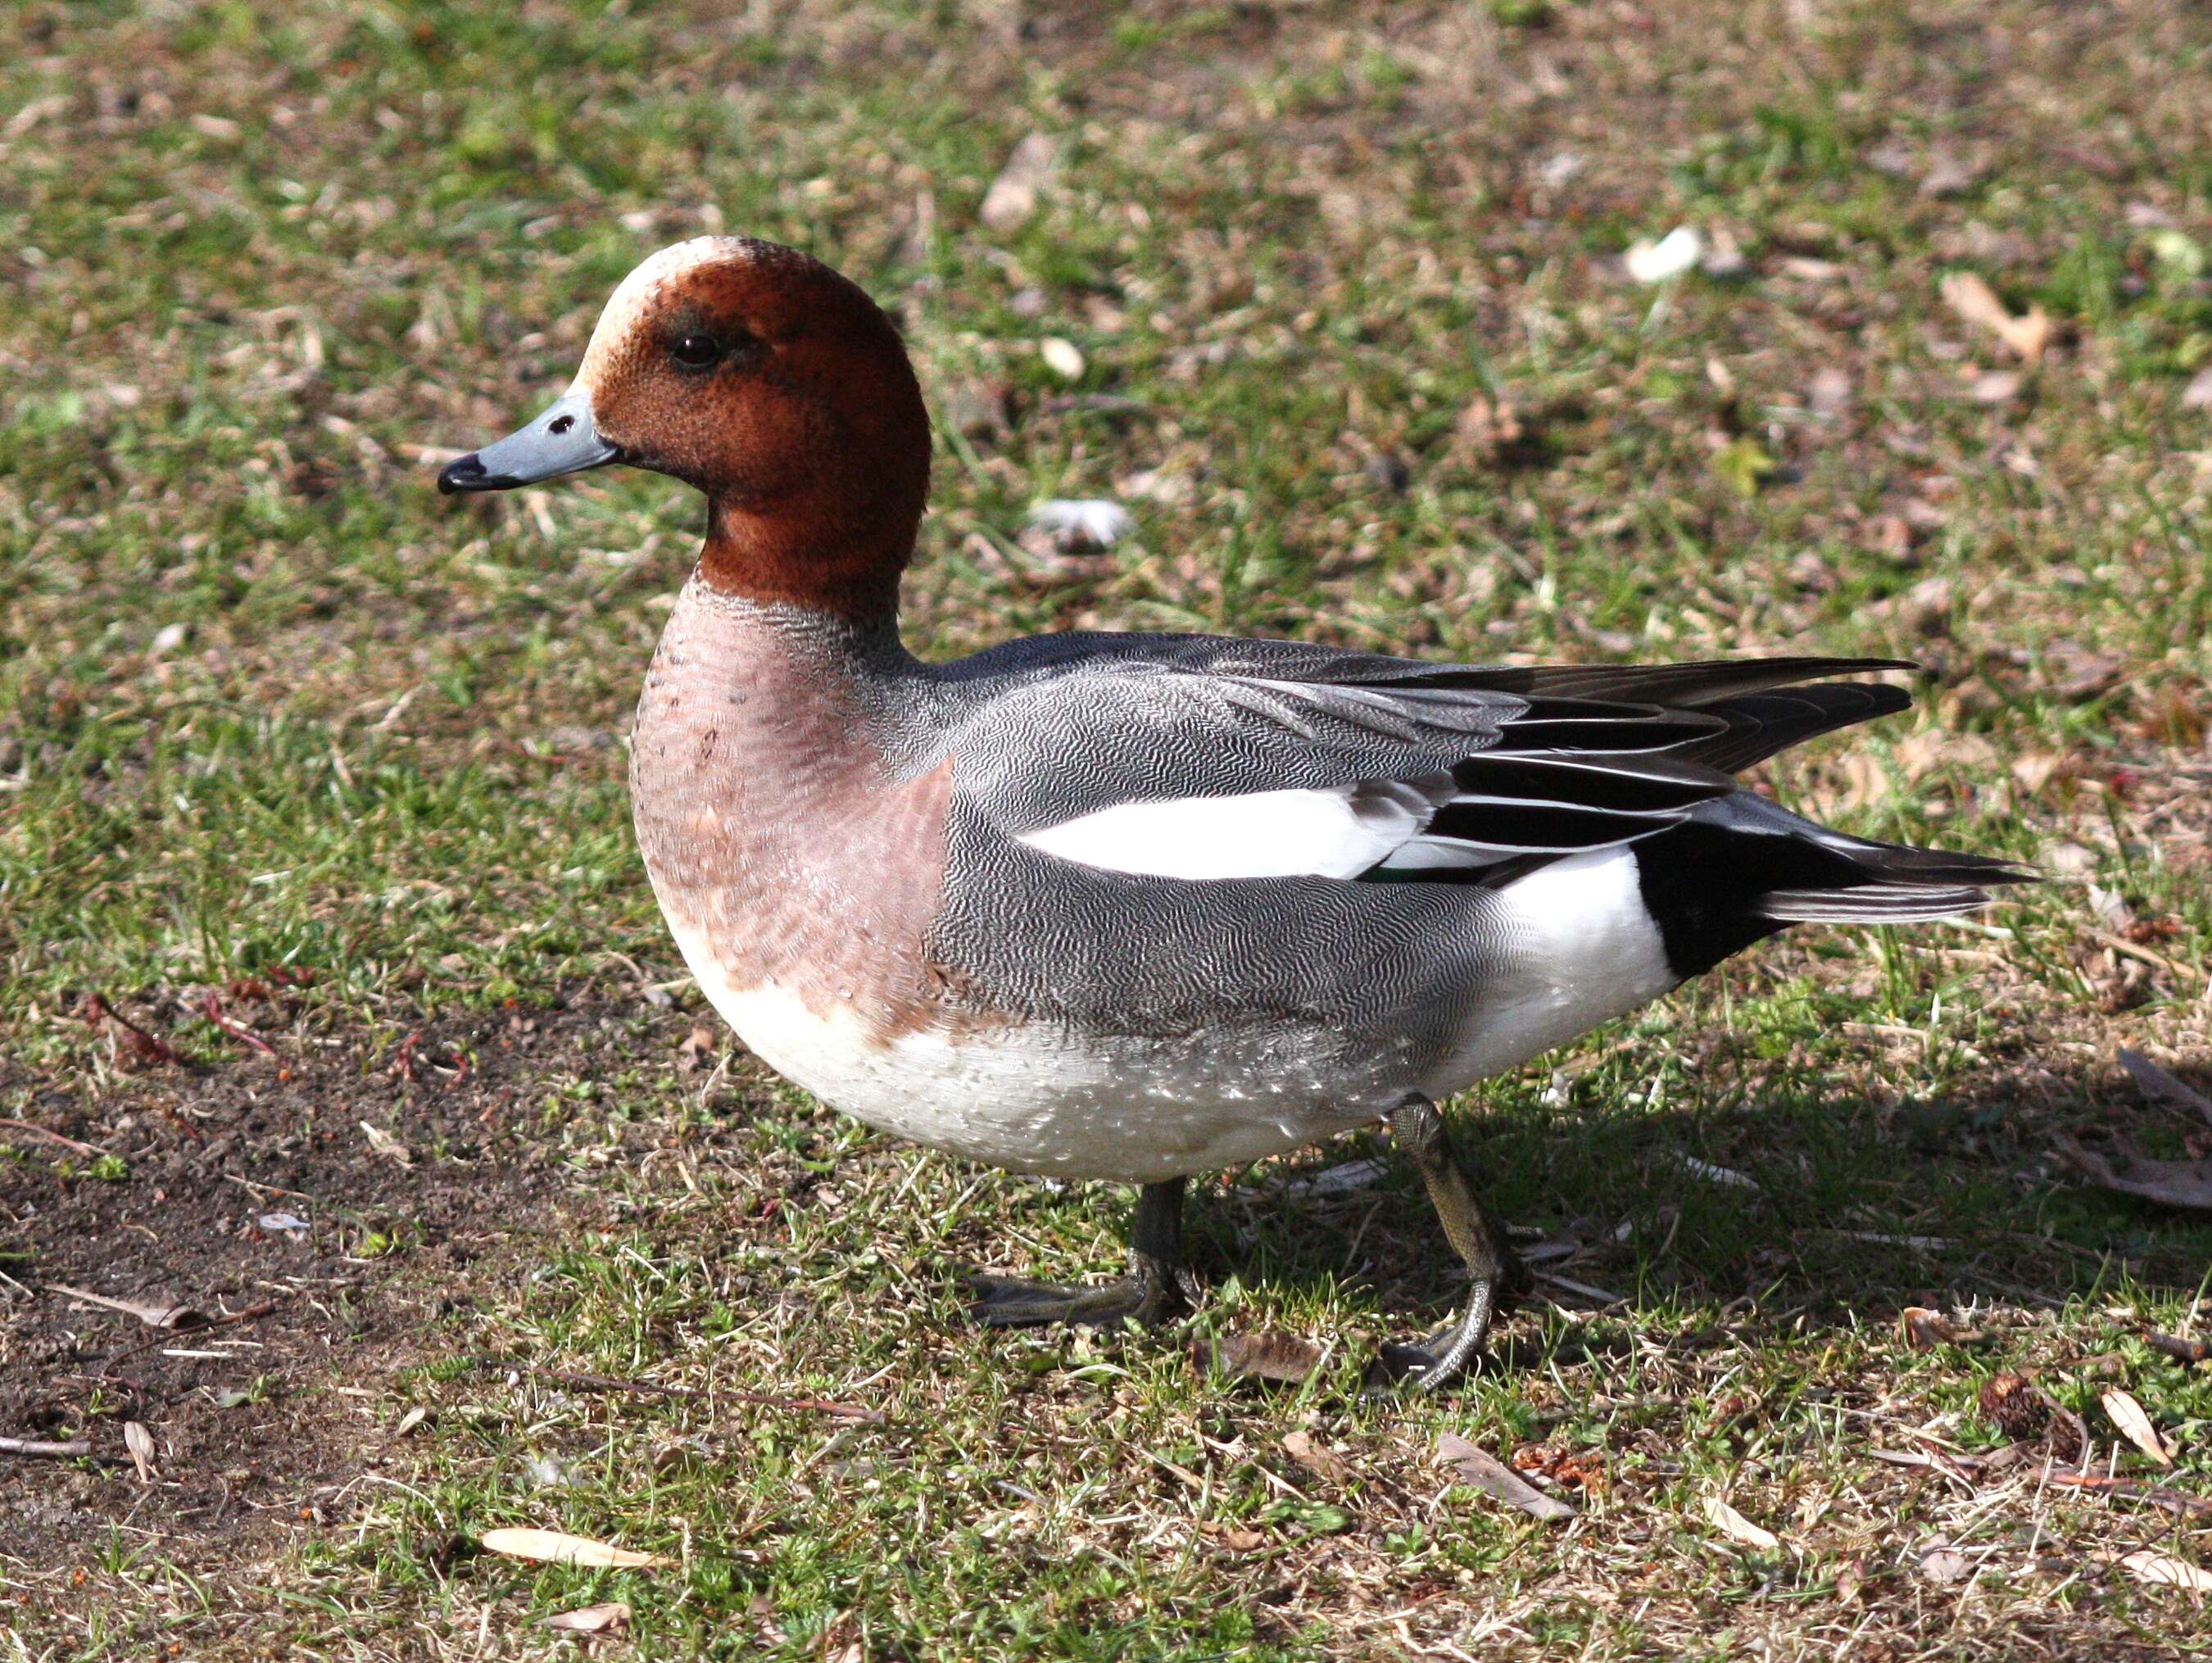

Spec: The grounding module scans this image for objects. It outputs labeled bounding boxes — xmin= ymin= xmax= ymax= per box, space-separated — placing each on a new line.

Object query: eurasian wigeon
xmin=440 ymin=237 xmax=2026 ymax=1389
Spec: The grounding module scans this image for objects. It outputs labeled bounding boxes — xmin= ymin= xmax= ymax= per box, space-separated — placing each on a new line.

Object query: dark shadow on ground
xmin=1190 ymin=1052 xmax=2212 ymax=1368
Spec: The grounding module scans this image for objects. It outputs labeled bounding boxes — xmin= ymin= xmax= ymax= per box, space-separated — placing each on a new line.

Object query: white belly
xmin=664 ymin=922 xmax=1382 ymax=1181
xmin=663 ymin=846 xmax=1677 ymax=1183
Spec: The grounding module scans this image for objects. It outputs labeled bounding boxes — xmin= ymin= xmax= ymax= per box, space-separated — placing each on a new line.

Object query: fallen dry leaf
xmin=2057 ymin=1135 xmax=2212 ymax=1212
xmin=1902 ymin=1307 xmax=1983 ymax=1350
xmin=2101 ymin=1389 xmax=2173 ymax=1466
xmin=123 ymin=1421 xmax=156 ymax=1484
xmin=1625 ymin=224 xmax=1702 ymax=283
xmin=1511 ymin=1441 xmax=1608 ymax=1496
xmin=2042 ymin=643 xmax=2125 ymax=702
xmin=480 ymin=1528 xmax=664 ymax=1569
xmin=1868 ymin=1446 xmax=2006 ymax=1475
xmin=1919 ymin=147 xmax=1988 ymax=197
xmin=1917 ymin=1539 xmax=1972 ymax=1585
xmin=1779 ymin=255 xmax=1846 ymax=283
xmin=545 ymin=1602 xmax=632 ymax=1635
xmin=2117 ymin=1049 xmax=2212 ymax=1126
xmin=2112 ymin=1549 xmax=2212 ymax=1593
xmin=1203 ymin=1521 xmax=1267 ymax=1554
xmin=1940 ymin=270 xmax=2052 ymax=363
xmin=1435 ymin=1431 xmax=1575 ymax=1522
xmin=1968 ymin=369 xmax=2023 ymax=404
xmin=360 ymin=1121 xmax=412 ymax=1167
xmin=1703 ymin=1493 xmax=1782 ymax=1552
xmin=2047 ymin=1470 xmax=2212 ymax=1516
xmin=1196 ymin=1331 xmax=1326 ymax=1384
xmin=979 ymin=131 xmax=1059 ymax=233
xmin=1281 ymin=1430 xmax=1351 ymax=1486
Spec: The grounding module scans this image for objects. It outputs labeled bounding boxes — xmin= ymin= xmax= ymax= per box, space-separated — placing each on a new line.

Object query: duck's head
xmin=439 ymin=237 xmax=930 ymax=621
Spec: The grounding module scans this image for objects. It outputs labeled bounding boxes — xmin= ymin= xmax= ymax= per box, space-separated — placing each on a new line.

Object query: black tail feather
xmin=1634 ymin=799 xmax=2033 ymax=977
xmin=1336 ymin=655 xmax=2035 ymax=978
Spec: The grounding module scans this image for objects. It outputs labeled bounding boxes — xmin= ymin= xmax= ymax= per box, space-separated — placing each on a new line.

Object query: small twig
xmin=201 ymin=993 xmax=276 ymax=1057
xmin=0 ymin=1118 xmax=112 ymax=1158
xmin=1534 ymin=1270 xmax=1626 ymax=1306
xmin=2094 ymin=931 xmax=2202 ymax=985
xmin=93 ymin=1298 xmax=285 ymax=1376
xmin=49 ymin=1282 xmax=205 ymax=1330
xmin=2042 ymin=1468 xmax=2212 ymax=1518
xmin=2146 ymin=1331 xmax=2212 ymax=1365
xmin=83 ymin=992 xmax=186 ymax=1067
xmin=1039 ymin=392 xmax=1162 ymax=417
xmin=152 ymin=1101 xmax=205 ymax=1142
xmin=222 ymin=1173 xmax=315 ymax=1201
xmin=465 ymin=1359 xmax=887 ymax=1425
xmin=0 ymin=1436 xmax=92 ymax=1460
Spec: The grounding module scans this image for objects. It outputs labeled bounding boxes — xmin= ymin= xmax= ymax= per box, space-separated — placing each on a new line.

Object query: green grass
xmin=5 ymin=0 xmax=2212 ymax=1656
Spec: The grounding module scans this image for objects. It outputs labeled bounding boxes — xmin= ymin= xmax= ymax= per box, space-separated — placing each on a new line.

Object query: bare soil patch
xmin=0 ymin=991 xmax=682 ymax=1581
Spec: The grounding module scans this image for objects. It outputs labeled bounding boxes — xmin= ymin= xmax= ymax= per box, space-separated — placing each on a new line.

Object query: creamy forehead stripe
xmin=572 ymin=236 xmax=753 ymax=392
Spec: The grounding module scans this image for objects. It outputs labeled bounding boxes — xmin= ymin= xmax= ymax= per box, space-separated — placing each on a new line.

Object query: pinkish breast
xmin=628 ymin=578 xmax=959 ymax=1040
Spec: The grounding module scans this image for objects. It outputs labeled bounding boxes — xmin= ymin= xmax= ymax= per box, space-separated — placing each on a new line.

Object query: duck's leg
xmin=1380 ymin=1094 xmax=1526 ymax=1391
xmin=968 ymin=1176 xmax=1191 ymax=1328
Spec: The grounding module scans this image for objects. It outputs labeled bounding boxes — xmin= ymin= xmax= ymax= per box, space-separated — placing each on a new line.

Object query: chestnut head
xmin=441 ymin=238 xmax=930 ymax=619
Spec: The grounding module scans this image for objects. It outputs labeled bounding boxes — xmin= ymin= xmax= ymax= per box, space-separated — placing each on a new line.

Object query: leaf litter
xmin=1702 ymin=1493 xmax=1784 ymax=1552
xmin=479 ymin=1528 xmax=664 ymax=1570
xmin=1435 ymin=1431 xmax=1575 ymax=1523
xmin=546 ymin=1601 xmax=633 ymax=1635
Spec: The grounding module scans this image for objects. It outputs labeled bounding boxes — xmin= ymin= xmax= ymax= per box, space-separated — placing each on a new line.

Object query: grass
xmin=3 ymin=0 xmax=2212 ymax=1656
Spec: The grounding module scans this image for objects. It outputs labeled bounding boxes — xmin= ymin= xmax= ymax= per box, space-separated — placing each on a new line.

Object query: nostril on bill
xmin=550 ymin=415 xmax=574 ymax=434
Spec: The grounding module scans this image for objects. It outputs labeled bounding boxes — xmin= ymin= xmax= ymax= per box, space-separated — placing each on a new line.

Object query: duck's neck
xmin=696 ymin=492 xmax=913 ymax=626
xmin=653 ymin=570 xmax=918 ymax=700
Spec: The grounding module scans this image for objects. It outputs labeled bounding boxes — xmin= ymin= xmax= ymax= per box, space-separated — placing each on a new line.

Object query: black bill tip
xmin=437 ymin=453 xmax=494 ymax=495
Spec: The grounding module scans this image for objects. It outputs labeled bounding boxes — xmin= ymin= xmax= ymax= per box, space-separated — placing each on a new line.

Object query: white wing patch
xmin=1016 ymin=778 xmax=1450 ymax=881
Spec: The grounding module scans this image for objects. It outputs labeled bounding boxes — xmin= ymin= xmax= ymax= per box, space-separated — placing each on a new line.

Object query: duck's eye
xmin=669 ymin=333 xmax=723 ymax=369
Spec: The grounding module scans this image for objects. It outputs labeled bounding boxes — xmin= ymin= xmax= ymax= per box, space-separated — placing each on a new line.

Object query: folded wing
xmin=967 ymin=653 xmax=2028 ymax=954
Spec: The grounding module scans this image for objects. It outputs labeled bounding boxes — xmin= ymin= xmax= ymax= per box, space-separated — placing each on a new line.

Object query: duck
xmin=438 ymin=236 xmax=2027 ymax=1389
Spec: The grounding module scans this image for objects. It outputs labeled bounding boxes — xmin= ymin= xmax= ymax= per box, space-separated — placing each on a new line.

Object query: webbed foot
xmin=963 ymin=1176 xmax=1191 ymax=1330
xmin=966 ymin=1267 xmax=1185 ymax=1329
